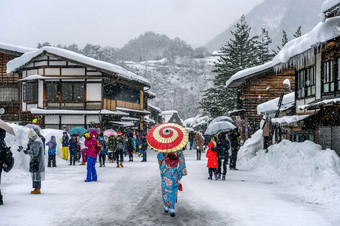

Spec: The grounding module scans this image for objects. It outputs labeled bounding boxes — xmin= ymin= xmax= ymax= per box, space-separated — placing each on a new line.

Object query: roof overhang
xmin=116 ymin=107 xmax=150 ymax=115
xmin=299 ymin=97 xmax=340 ymax=111
xmin=271 ymin=114 xmax=314 ymax=127
xmin=30 ymin=108 xmax=128 ymax=116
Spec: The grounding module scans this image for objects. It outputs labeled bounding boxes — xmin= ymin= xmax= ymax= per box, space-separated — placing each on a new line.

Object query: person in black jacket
xmin=188 ymin=131 xmax=195 ymax=149
xmin=141 ymin=133 xmax=148 ymax=162
xmin=216 ymin=132 xmax=231 ymax=180
xmin=0 ymin=128 xmax=7 ymax=205
xmin=127 ymin=132 xmax=135 ymax=162
xmin=61 ymin=132 xmax=69 ymax=160
xmin=229 ymin=129 xmax=240 ymax=170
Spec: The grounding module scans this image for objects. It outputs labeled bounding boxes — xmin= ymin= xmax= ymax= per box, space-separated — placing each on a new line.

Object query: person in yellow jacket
xmin=61 ymin=131 xmax=69 ymax=160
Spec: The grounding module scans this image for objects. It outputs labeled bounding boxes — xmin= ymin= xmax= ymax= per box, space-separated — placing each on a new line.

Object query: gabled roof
xmin=226 ymin=16 xmax=340 ymax=88
xmin=322 ymin=0 xmax=340 ymax=13
xmin=0 ymin=42 xmax=36 ymax=56
xmin=7 ymin=46 xmax=150 ymax=87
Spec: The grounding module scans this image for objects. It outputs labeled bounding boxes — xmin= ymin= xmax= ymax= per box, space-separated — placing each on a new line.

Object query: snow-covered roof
xmin=0 ymin=42 xmax=36 ymax=54
xmin=30 ymin=108 xmax=128 ymax=115
xmin=19 ymin=74 xmax=83 ymax=81
xmin=322 ymin=0 xmax=340 ymax=13
xmin=228 ymin=109 xmax=246 ymax=115
xmin=257 ymin=92 xmax=295 ymax=114
xmin=109 ymin=121 xmax=135 ymax=127
xmin=7 ymin=46 xmax=150 ymax=87
xmin=144 ymin=115 xmax=155 ymax=124
xmin=116 ymin=107 xmax=150 ymax=115
xmin=144 ymin=89 xmax=156 ymax=98
xmin=271 ymin=114 xmax=313 ymax=127
xmin=160 ymin=110 xmax=178 ymax=115
xmin=226 ymin=16 xmax=340 ymax=88
xmin=147 ymin=103 xmax=162 ymax=112
xmin=226 ymin=61 xmax=273 ymax=88
xmin=299 ymin=97 xmax=340 ymax=110
xmin=121 ymin=117 xmax=140 ymax=121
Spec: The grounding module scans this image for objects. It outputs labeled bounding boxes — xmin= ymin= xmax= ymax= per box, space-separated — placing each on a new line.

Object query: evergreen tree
xmin=257 ymin=28 xmax=274 ymax=64
xmin=273 ymin=30 xmax=289 ymax=55
xmin=200 ymin=15 xmax=258 ymax=117
xmin=294 ymin=26 xmax=302 ymax=38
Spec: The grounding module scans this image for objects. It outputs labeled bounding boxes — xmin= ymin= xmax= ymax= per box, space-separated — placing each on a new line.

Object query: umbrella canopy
xmin=0 ymin=119 xmax=15 ymax=136
xmin=68 ymin=127 xmax=87 ymax=136
xmin=87 ymin=128 xmax=101 ymax=133
xmin=104 ymin=129 xmax=118 ymax=137
xmin=210 ymin=116 xmax=234 ymax=125
xmin=205 ymin=121 xmax=236 ymax=136
xmin=147 ymin=123 xmax=188 ymax=153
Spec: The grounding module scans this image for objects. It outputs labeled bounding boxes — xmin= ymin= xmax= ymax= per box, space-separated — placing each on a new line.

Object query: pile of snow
xmin=257 ymin=92 xmax=295 ymax=114
xmin=238 ymin=138 xmax=340 ymax=205
xmin=237 ymin=129 xmax=263 ymax=162
xmin=4 ymin=124 xmax=64 ymax=172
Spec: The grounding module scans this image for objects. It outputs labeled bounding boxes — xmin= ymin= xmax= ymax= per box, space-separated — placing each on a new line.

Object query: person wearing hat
xmin=61 ymin=131 xmax=69 ymax=160
xmin=46 ymin=135 xmax=57 ymax=167
xmin=80 ymin=133 xmax=90 ymax=165
xmin=24 ymin=129 xmax=45 ymax=194
xmin=98 ymin=132 xmax=108 ymax=167
xmin=68 ymin=134 xmax=79 ymax=166
xmin=84 ymin=130 xmax=100 ymax=182
xmin=141 ymin=133 xmax=148 ymax=162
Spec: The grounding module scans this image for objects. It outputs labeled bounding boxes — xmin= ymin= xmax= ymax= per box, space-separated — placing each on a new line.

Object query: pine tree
xmin=257 ymin=28 xmax=274 ymax=64
xmin=273 ymin=30 xmax=289 ymax=55
xmin=294 ymin=26 xmax=302 ymax=38
xmin=200 ymin=15 xmax=258 ymax=118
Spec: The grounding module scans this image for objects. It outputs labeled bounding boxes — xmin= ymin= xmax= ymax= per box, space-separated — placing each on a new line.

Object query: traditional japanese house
xmin=226 ymin=62 xmax=295 ymax=139
xmin=0 ymin=42 xmax=35 ymax=121
xmin=6 ymin=46 xmax=152 ymax=131
xmin=160 ymin=110 xmax=183 ymax=125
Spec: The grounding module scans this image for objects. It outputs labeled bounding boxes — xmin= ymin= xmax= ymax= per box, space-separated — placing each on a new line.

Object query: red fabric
xmin=206 ymin=141 xmax=218 ymax=168
xmin=164 ymin=155 xmax=179 ymax=167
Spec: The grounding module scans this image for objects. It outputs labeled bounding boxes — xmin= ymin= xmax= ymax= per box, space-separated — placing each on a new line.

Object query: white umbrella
xmin=0 ymin=119 xmax=15 ymax=136
xmin=205 ymin=121 xmax=236 ymax=135
xmin=210 ymin=116 xmax=234 ymax=125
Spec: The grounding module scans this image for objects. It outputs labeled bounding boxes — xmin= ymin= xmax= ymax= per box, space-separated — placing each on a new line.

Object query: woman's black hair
xmin=167 ymin=152 xmax=179 ymax=160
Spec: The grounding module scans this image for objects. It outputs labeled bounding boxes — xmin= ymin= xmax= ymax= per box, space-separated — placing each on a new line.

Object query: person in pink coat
xmin=84 ymin=130 xmax=100 ymax=182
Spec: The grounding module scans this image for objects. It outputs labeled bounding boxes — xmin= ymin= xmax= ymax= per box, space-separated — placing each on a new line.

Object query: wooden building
xmin=160 ymin=110 xmax=183 ymax=125
xmin=0 ymin=42 xmax=35 ymax=121
xmin=247 ymin=1 xmax=340 ymax=156
xmin=226 ymin=63 xmax=295 ymax=138
xmin=7 ymin=46 xmax=152 ymax=131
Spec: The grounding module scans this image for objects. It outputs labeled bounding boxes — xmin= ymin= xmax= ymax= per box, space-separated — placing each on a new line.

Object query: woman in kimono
xmin=157 ymin=149 xmax=187 ymax=217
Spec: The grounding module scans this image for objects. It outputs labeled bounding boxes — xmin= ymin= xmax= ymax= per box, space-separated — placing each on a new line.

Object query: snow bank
xmin=257 ymin=92 xmax=295 ymax=114
xmin=239 ymin=139 xmax=340 ymax=205
xmin=237 ymin=129 xmax=263 ymax=162
xmin=4 ymin=124 xmax=64 ymax=172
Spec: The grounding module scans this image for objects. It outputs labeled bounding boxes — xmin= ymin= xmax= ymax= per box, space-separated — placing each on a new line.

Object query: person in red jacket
xmin=84 ymin=130 xmax=100 ymax=182
xmin=206 ymin=136 xmax=218 ymax=180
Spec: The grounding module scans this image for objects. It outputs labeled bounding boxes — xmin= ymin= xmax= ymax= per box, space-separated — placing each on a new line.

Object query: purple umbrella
xmin=87 ymin=128 xmax=101 ymax=133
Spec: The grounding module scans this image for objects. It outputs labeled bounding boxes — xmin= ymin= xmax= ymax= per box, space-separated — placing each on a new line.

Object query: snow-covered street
xmin=1 ymin=145 xmax=339 ymax=226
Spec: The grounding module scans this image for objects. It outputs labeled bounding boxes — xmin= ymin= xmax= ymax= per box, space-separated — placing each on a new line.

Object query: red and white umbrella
xmin=147 ymin=123 xmax=188 ymax=153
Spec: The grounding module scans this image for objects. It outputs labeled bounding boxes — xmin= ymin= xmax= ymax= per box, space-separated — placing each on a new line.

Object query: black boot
xmin=0 ymin=195 xmax=3 ymax=205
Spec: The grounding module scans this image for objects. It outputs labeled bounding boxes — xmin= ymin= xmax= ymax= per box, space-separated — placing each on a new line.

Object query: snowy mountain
xmin=123 ymin=57 xmax=217 ymax=119
xmin=205 ymin=0 xmax=325 ymax=52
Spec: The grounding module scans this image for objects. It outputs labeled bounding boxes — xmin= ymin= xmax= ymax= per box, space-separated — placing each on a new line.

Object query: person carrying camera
xmin=24 ymin=129 xmax=45 ymax=194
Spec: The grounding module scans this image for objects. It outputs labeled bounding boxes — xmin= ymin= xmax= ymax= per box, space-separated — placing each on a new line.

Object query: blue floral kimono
xmin=157 ymin=150 xmax=187 ymax=210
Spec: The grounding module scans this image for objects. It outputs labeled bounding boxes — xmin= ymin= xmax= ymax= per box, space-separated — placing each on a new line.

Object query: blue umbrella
xmin=68 ymin=127 xmax=87 ymax=136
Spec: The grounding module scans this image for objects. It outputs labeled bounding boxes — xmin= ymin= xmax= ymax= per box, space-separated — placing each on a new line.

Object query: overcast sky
xmin=0 ymin=0 xmax=264 ymax=49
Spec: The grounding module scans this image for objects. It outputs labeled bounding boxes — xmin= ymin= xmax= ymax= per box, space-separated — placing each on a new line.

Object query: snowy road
xmin=0 ymin=149 xmax=338 ymax=226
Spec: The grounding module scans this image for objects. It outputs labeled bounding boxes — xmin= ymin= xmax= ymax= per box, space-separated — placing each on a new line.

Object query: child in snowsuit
xmin=85 ymin=130 xmax=100 ymax=182
xmin=46 ymin=136 xmax=57 ymax=167
xmin=206 ymin=136 xmax=218 ymax=180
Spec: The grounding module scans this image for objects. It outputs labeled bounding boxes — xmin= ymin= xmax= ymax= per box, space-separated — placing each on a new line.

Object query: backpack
xmin=117 ymin=141 xmax=123 ymax=151
xmin=131 ymin=138 xmax=136 ymax=147
xmin=3 ymin=146 xmax=14 ymax=173
xmin=99 ymin=138 xmax=106 ymax=150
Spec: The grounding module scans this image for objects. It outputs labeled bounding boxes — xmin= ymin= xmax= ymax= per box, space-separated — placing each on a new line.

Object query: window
xmin=306 ymin=67 xmax=316 ymax=96
xmin=322 ymin=61 xmax=334 ymax=93
xmin=0 ymin=87 xmax=19 ymax=101
xmin=337 ymin=59 xmax=340 ymax=90
xmin=62 ymin=83 xmax=84 ymax=101
xmin=46 ymin=83 xmax=58 ymax=101
xmin=103 ymin=83 xmax=140 ymax=104
xmin=297 ymin=70 xmax=305 ymax=98
xmin=23 ymin=83 xmax=37 ymax=102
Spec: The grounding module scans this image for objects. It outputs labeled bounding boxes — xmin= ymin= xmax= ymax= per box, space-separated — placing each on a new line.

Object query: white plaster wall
xmin=45 ymin=115 xmax=60 ymax=124
xmin=62 ymin=68 xmax=86 ymax=76
xmin=86 ymin=115 xmax=100 ymax=124
xmin=86 ymin=83 xmax=102 ymax=101
xmin=27 ymin=104 xmax=37 ymax=111
xmin=45 ymin=68 xmax=60 ymax=76
xmin=61 ymin=115 xmax=85 ymax=124
xmin=27 ymin=69 xmax=38 ymax=76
